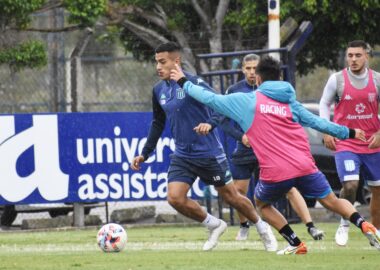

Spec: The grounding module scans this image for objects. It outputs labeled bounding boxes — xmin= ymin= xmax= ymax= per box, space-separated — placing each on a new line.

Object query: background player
xmin=319 ymin=40 xmax=380 ymax=246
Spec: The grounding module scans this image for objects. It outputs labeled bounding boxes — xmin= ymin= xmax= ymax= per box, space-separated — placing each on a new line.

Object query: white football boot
xmin=203 ymin=220 xmax=228 ymax=251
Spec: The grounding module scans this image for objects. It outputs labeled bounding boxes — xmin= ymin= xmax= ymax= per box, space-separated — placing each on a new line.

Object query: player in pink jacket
xmin=170 ymin=56 xmax=380 ymax=255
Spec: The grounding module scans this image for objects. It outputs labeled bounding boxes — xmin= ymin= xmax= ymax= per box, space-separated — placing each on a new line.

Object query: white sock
xmin=340 ymin=218 xmax=350 ymax=227
xmin=202 ymin=213 xmax=220 ymax=229
xmin=254 ymin=217 xmax=268 ymax=234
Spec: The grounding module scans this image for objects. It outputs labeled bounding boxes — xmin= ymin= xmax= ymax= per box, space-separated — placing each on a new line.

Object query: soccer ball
xmin=97 ymin=223 xmax=127 ymax=252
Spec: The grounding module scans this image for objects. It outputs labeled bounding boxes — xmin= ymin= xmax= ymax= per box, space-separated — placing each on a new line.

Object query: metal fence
xmin=0 ymin=56 xmax=156 ymax=114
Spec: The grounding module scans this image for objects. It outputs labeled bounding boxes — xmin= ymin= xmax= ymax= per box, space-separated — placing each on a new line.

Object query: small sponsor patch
xmin=344 ymin=94 xmax=353 ymax=100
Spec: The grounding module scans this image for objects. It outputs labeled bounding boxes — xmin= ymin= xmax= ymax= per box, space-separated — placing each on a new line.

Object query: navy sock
xmin=306 ymin=222 xmax=314 ymax=233
xmin=279 ymin=224 xmax=301 ymax=246
xmin=349 ymin=212 xmax=365 ymax=231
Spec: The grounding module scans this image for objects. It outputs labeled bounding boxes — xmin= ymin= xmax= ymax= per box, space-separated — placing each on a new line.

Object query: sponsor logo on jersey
xmin=355 ymin=103 xmax=366 ymax=114
xmin=160 ymin=93 xmax=167 ymax=105
xmin=346 ymin=113 xmax=373 ymax=120
xmin=197 ymin=78 xmax=205 ymax=84
xmin=259 ymin=103 xmax=287 ymax=116
xmin=344 ymin=94 xmax=353 ymax=100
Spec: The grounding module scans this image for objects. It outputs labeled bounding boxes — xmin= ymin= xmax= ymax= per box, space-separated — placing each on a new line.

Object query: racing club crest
xmin=368 ymin=93 xmax=376 ymax=103
xmin=176 ymin=88 xmax=186 ymax=99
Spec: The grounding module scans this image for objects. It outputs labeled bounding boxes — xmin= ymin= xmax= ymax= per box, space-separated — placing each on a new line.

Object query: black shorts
xmin=168 ymin=154 xmax=232 ymax=187
xmin=230 ymin=162 xmax=257 ymax=180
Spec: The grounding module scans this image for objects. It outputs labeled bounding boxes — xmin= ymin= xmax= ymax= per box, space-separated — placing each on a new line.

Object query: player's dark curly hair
xmin=155 ymin=42 xmax=181 ymax=54
xmin=255 ymin=56 xmax=281 ymax=82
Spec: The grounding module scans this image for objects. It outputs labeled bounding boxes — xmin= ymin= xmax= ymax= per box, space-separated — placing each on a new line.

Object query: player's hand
xmin=323 ymin=134 xmax=336 ymax=151
xmin=194 ymin=123 xmax=212 ymax=135
xmin=368 ymin=130 xmax=380 ymax=149
xmin=242 ymin=134 xmax=250 ymax=147
xmin=170 ymin=64 xmax=185 ymax=82
xmin=131 ymin=155 xmax=145 ymax=171
xmin=354 ymin=128 xmax=366 ymax=142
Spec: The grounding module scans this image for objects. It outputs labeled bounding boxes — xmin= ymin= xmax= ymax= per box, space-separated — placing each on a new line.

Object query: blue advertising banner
xmin=0 ymin=112 xmax=215 ymax=205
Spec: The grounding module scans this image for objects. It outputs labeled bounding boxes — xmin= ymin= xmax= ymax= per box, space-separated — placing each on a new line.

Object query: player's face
xmin=242 ymin=60 xmax=259 ymax=85
xmin=346 ymin=47 xmax=368 ymax=75
xmin=155 ymin=52 xmax=179 ymax=80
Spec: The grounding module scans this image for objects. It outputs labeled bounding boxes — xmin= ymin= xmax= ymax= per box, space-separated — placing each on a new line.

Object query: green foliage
xmin=64 ymin=0 xmax=107 ymax=26
xmin=227 ymin=0 xmax=380 ymax=75
xmin=0 ymin=41 xmax=47 ymax=70
xmin=0 ymin=0 xmax=45 ymax=28
xmin=118 ymin=0 xmax=156 ymax=9
xmin=225 ymin=1 xmax=265 ymax=32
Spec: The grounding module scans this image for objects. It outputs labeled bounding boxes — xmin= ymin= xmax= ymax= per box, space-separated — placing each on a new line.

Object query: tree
xmin=106 ymin=0 xmax=232 ymax=73
xmin=229 ymin=0 xmax=380 ymax=75
xmin=0 ymin=0 xmax=47 ymax=70
xmin=99 ymin=0 xmax=380 ymax=74
xmin=1 ymin=0 xmax=380 ymax=75
xmin=0 ymin=0 xmax=107 ymax=70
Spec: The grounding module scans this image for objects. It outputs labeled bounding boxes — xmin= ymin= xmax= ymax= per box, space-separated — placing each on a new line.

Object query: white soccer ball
xmin=97 ymin=223 xmax=127 ymax=252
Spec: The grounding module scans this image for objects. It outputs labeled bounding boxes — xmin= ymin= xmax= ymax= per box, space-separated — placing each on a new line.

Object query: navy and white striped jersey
xmin=141 ymin=72 xmax=226 ymax=160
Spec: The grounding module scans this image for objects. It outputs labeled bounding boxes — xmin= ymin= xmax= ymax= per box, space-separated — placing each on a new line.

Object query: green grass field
xmin=0 ymin=223 xmax=378 ymax=270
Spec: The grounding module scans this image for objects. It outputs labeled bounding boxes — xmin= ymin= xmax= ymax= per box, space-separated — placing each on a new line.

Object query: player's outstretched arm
xmin=293 ymin=101 xmax=365 ymax=140
xmin=131 ymin=155 xmax=145 ymax=171
xmin=170 ymin=64 xmax=254 ymax=132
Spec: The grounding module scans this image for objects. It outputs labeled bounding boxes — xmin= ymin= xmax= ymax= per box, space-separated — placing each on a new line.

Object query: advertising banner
xmin=0 ymin=112 xmax=214 ymax=205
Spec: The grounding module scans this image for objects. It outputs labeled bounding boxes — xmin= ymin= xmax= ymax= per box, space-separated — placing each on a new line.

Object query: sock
xmin=253 ymin=217 xmax=267 ymax=234
xmin=306 ymin=222 xmax=315 ymax=234
xmin=349 ymin=212 xmax=365 ymax=231
xmin=240 ymin=221 xmax=250 ymax=228
xmin=340 ymin=217 xmax=350 ymax=227
xmin=202 ymin=213 xmax=220 ymax=229
xmin=279 ymin=224 xmax=302 ymax=246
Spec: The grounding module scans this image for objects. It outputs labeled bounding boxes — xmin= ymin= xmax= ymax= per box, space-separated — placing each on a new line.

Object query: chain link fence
xmin=0 ymin=56 xmax=156 ymax=114
xmin=0 ymin=48 xmax=183 ymax=228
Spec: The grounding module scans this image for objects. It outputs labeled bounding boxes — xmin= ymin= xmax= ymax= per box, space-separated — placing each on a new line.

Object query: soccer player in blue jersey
xmin=131 ymin=42 xmax=277 ymax=252
xmin=218 ymin=54 xmax=324 ymax=241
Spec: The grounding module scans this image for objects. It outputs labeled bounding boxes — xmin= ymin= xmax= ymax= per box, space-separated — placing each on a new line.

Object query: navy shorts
xmin=168 ymin=154 xmax=232 ymax=187
xmin=335 ymin=151 xmax=380 ymax=187
xmin=255 ymin=171 xmax=332 ymax=204
xmin=230 ymin=162 xmax=257 ymax=180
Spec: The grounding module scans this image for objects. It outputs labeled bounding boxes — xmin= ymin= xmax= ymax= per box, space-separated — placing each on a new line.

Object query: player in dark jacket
xmin=131 ymin=42 xmax=277 ymax=252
